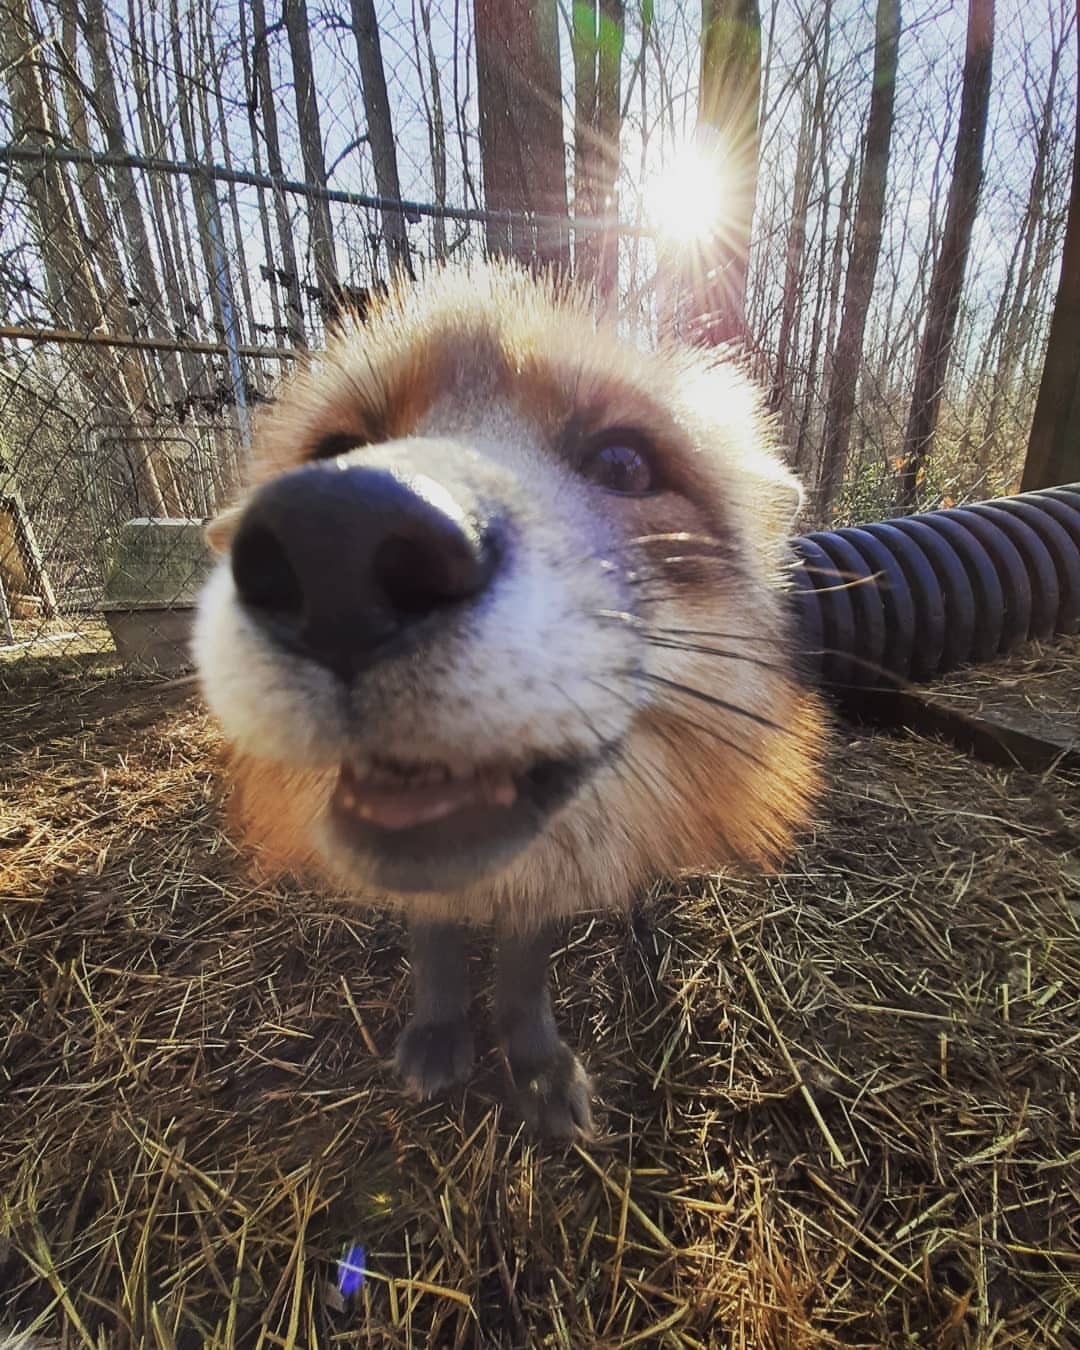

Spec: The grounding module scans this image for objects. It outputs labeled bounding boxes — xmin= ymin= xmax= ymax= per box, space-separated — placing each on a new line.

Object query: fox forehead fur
xmin=194 ymin=262 xmax=826 ymax=929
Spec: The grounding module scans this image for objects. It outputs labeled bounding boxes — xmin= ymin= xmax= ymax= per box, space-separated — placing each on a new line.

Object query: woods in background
xmin=0 ymin=0 xmax=1077 ymax=535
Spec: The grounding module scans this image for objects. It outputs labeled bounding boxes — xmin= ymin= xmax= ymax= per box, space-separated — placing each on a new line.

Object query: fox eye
xmin=580 ymin=434 xmax=657 ymax=495
xmin=311 ymin=433 xmax=365 ymax=461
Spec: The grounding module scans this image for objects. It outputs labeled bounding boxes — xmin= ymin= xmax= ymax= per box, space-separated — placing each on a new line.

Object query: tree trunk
xmin=414 ymin=0 xmax=448 ymax=262
xmin=821 ymin=150 xmax=857 ymax=414
xmin=88 ymin=0 xmax=187 ymax=511
xmin=237 ymin=0 xmax=283 ymax=364
xmin=770 ymin=85 xmax=815 ymax=417
xmin=164 ymin=112 xmax=209 ymax=340
xmin=282 ymin=0 xmax=339 ymax=305
xmin=192 ymin=0 xmax=250 ymax=458
xmin=351 ymin=0 xmax=412 ymax=274
xmin=58 ymin=1 xmax=171 ymax=423
xmin=593 ymin=0 xmax=623 ymax=299
xmin=795 ymin=150 xmax=851 ymax=484
xmin=1015 ymin=214 xmax=1066 ymax=386
xmin=696 ymin=0 xmax=761 ymax=347
xmin=143 ymin=3 xmax=201 ymax=314
xmin=773 ymin=6 xmax=832 ymax=426
xmin=0 ymin=0 xmax=102 ymax=332
xmin=2 ymin=0 xmax=171 ymax=517
xmin=1021 ymin=21 xmax=1080 ymax=491
xmin=56 ymin=5 xmax=129 ymax=323
xmin=473 ymin=0 xmax=570 ymax=271
xmin=169 ymin=2 xmax=231 ymax=343
xmin=816 ymin=0 xmax=900 ymax=514
xmin=251 ymin=0 xmax=307 ymax=347
xmin=622 ymin=0 xmax=651 ymax=322
xmin=982 ymin=24 xmax=1069 ymax=480
xmin=897 ymin=0 xmax=994 ymax=510
xmin=452 ymin=0 xmax=481 ymax=211
xmin=78 ymin=0 xmax=186 ymax=415
xmin=974 ymin=24 xmax=1065 ymax=480
xmin=879 ymin=96 xmax=953 ymax=386
xmin=204 ymin=0 xmax=257 ymax=345
xmin=572 ymin=0 xmax=597 ymax=231
xmin=124 ymin=0 xmax=207 ymax=403
xmin=572 ymin=0 xmax=624 ymax=298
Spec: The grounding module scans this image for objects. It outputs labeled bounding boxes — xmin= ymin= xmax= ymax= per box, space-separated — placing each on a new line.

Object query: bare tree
xmin=55 ymin=1 xmax=186 ymax=423
xmin=78 ymin=0 xmax=188 ymax=415
xmin=572 ymin=0 xmax=624 ymax=298
xmin=251 ymin=0 xmax=307 ymax=346
xmin=0 ymin=0 xmax=1073 ymax=541
xmin=473 ymin=0 xmax=569 ymax=270
xmin=974 ymin=10 xmax=1071 ymax=478
xmin=282 ymin=0 xmax=339 ymax=301
xmin=821 ymin=152 xmax=857 ymax=407
xmin=696 ymin=0 xmax=761 ymax=346
xmin=897 ymin=0 xmax=994 ymax=509
xmin=412 ymin=0 xmax=448 ymax=262
xmin=1 ymin=0 xmax=175 ymax=517
xmin=0 ymin=0 xmax=102 ymax=332
xmin=1022 ymin=16 xmax=1080 ymax=491
xmin=771 ymin=6 xmax=831 ymax=422
xmin=451 ymin=0 xmax=480 ymax=211
xmin=593 ymin=0 xmax=624 ymax=298
xmin=816 ymin=0 xmax=901 ymax=514
xmin=202 ymin=0 xmax=258 ymax=345
xmin=351 ymin=0 xmax=412 ymax=273
xmin=874 ymin=89 xmax=955 ymax=388
xmin=55 ymin=3 xmax=129 ymax=325
xmin=123 ymin=0 xmax=207 ymax=400
xmin=169 ymin=1 xmax=239 ymax=349
xmin=618 ymin=0 xmax=652 ymax=319
xmin=572 ymin=1 xmax=596 ymax=229
xmin=237 ymin=0 xmax=284 ymax=347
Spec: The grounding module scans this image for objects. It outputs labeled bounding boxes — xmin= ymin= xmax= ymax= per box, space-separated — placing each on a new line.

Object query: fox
xmin=194 ymin=262 xmax=826 ymax=1138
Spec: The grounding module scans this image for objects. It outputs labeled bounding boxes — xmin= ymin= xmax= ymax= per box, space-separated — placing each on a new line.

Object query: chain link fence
xmin=1 ymin=144 xmax=656 ymax=688
xmin=0 ymin=144 xmax=297 ymax=683
xmin=1 ymin=0 xmax=1070 ymax=689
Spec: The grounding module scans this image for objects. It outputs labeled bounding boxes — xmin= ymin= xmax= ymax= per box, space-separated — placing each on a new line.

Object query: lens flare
xmin=646 ymin=137 xmax=737 ymax=246
xmin=336 ymin=1243 xmax=366 ymax=1298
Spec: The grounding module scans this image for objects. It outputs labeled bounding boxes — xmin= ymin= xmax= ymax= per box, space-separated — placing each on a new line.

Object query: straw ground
xmin=1 ymin=641 xmax=1077 ymax=1346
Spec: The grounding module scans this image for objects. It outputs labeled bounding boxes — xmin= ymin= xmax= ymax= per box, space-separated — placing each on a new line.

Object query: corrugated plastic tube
xmin=791 ymin=484 xmax=1080 ymax=690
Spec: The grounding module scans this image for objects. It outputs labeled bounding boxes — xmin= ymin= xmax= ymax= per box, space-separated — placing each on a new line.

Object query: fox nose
xmin=230 ymin=461 xmax=497 ymax=679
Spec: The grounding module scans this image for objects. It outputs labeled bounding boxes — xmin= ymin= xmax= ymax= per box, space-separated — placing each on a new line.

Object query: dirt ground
xmin=1 ymin=642 xmax=1077 ymax=1348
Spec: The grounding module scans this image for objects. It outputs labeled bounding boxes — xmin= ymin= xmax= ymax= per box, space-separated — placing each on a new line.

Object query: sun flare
xmin=646 ymin=138 xmax=734 ymax=247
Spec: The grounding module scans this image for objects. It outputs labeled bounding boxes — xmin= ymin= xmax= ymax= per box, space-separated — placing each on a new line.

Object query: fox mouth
xmin=325 ymin=750 xmax=608 ymax=891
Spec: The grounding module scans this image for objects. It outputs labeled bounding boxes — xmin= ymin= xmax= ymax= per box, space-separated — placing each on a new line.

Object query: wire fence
xmin=0 ymin=145 xmax=293 ymax=683
xmin=0 ymin=144 xmax=674 ymax=687
xmin=1 ymin=0 xmax=1071 ymax=693
xmin=6 ymin=154 xmax=272 ymax=682
xmin=0 ymin=140 xmax=1057 ymax=687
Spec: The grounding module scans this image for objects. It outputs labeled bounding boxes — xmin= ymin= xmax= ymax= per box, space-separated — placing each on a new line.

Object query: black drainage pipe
xmin=793 ymin=483 xmax=1080 ymax=692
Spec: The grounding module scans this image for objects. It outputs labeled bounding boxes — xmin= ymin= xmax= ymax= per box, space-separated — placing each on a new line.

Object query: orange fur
xmin=201 ymin=262 xmax=827 ymax=929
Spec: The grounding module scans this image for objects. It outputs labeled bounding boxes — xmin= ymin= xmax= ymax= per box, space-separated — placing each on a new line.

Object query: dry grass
xmin=0 ymin=620 xmax=114 ymax=669
xmin=921 ymin=641 xmax=1080 ymax=745
xmin=1 ymin=644 xmax=1078 ymax=1348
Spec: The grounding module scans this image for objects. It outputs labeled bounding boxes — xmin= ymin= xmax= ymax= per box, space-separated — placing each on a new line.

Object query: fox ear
xmin=759 ymin=458 xmax=805 ymax=543
xmin=204 ymin=501 xmax=245 ymax=554
xmin=679 ymin=355 xmax=806 ymax=555
xmin=729 ymin=430 xmax=806 ymax=561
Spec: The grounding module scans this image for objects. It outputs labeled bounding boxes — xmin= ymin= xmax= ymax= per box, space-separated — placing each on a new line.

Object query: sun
xmin=645 ymin=137 xmax=735 ymax=247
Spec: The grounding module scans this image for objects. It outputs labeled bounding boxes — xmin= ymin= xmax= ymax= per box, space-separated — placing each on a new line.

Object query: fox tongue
xmin=335 ymin=765 xmax=518 ymax=830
